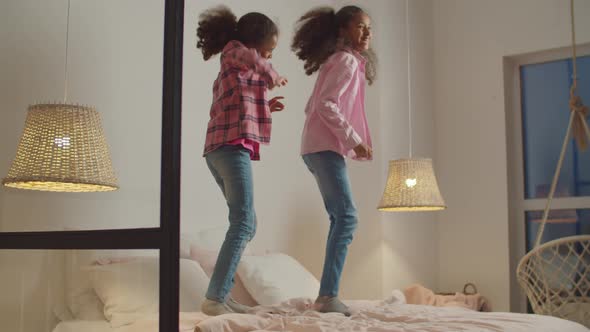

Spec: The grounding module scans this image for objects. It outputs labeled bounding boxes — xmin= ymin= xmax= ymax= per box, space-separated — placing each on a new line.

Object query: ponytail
xmin=291 ymin=7 xmax=339 ymax=76
xmin=196 ymin=6 xmax=237 ymax=61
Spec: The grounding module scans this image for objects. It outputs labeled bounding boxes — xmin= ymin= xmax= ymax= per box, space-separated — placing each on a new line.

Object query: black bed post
xmin=160 ymin=0 xmax=184 ymax=330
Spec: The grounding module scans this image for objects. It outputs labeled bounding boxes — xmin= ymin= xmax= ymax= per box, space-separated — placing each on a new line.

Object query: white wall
xmin=0 ymin=250 xmax=64 ymax=332
xmin=433 ymin=0 xmax=590 ymax=312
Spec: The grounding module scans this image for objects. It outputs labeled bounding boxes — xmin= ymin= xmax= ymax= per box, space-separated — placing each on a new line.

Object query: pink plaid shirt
xmin=203 ymin=40 xmax=280 ymax=161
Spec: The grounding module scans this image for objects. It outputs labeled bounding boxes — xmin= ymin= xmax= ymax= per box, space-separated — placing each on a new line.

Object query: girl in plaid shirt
xmin=292 ymin=5 xmax=377 ymax=316
xmin=196 ymin=6 xmax=287 ymax=316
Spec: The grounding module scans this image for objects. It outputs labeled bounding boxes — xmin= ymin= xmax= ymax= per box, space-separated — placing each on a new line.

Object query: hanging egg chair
xmin=516 ymin=2 xmax=590 ymax=327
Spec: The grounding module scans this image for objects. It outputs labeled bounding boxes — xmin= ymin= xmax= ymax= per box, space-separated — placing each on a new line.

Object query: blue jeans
xmin=302 ymin=151 xmax=358 ymax=297
xmin=205 ymin=145 xmax=257 ymax=302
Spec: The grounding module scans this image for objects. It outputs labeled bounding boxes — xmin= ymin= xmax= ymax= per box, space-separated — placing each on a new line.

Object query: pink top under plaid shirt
xmin=203 ymin=40 xmax=280 ymax=160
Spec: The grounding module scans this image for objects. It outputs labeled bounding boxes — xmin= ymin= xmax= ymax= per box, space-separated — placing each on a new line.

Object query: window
xmin=506 ymin=46 xmax=590 ymax=313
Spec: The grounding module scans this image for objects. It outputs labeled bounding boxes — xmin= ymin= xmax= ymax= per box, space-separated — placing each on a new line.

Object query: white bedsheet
xmin=52 ymin=320 xmax=113 ymax=332
xmin=114 ymin=297 xmax=589 ymax=332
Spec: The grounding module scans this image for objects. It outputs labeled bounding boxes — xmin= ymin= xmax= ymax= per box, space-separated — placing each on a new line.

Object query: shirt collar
xmin=338 ymin=44 xmax=368 ymax=66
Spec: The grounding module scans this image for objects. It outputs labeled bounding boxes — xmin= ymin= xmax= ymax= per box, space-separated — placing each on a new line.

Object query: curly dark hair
xmin=197 ymin=6 xmax=279 ymax=61
xmin=291 ymin=6 xmax=377 ymax=85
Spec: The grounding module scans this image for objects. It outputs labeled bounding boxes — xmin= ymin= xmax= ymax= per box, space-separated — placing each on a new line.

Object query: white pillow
xmin=65 ymin=249 xmax=158 ymax=320
xmin=64 ymin=233 xmax=207 ymax=320
xmin=64 ymin=250 xmax=97 ymax=320
xmin=237 ymin=253 xmax=319 ymax=305
xmin=87 ymin=257 xmax=209 ymax=327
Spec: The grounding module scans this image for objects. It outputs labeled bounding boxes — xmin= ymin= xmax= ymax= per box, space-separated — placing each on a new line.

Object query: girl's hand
xmin=269 ymin=96 xmax=285 ymax=113
xmin=269 ymin=76 xmax=288 ymax=89
xmin=353 ymin=143 xmax=373 ymax=159
xmin=276 ymin=76 xmax=288 ymax=87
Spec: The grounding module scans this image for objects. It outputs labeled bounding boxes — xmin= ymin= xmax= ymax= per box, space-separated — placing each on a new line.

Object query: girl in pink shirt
xmin=197 ymin=5 xmax=287 ymax=316
xmin=292 ymin=5 xmax=376 ymax=315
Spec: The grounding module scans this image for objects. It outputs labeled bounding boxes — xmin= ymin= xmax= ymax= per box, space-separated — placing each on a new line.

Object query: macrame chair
xmin=516 ymin=0 xmax=590 ymax=327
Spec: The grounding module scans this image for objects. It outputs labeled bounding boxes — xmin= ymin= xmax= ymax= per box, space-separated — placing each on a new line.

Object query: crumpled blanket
xmin=113 ymin=292 xmax=589 ymax=332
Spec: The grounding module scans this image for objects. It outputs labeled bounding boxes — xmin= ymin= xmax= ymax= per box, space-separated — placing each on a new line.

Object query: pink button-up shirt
xmin=300 ymin=49 xmax=372 ymax=160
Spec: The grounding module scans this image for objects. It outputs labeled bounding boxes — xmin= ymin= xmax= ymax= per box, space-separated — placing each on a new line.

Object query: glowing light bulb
xmin=405 ymin=178 xmax=417 ymax=188
xmin=54 ymin=137 xmax=71 ymax=148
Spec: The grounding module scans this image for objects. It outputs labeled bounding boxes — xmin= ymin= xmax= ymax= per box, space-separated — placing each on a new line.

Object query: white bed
xmin=52 ymin=298 xmax=590 ymax=332
xmin=49 ymin=228 xmax=590 ymax=332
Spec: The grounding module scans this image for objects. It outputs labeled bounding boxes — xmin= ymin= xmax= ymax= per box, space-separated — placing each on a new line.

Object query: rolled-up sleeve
xmin=223 ymin=46 xmax=279 ymax=87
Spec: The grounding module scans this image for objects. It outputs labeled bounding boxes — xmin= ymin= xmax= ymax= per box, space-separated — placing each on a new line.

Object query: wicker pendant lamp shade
xmin=2 ymin=104 xmax=118 ymax=192
xmin=2 ymin=0 xmax=118 ymax=193
xmin=378 ymin=158 xmax=445 ymax=211
xmin=377 ymin=0 xmax=445 ymax=212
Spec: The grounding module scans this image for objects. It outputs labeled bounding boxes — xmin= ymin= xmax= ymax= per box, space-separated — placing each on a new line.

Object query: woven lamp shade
xmin=378 ymin=158 xmax=446 ymax=211
xmin=2 ymin=103 xmax=118 ymax=192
